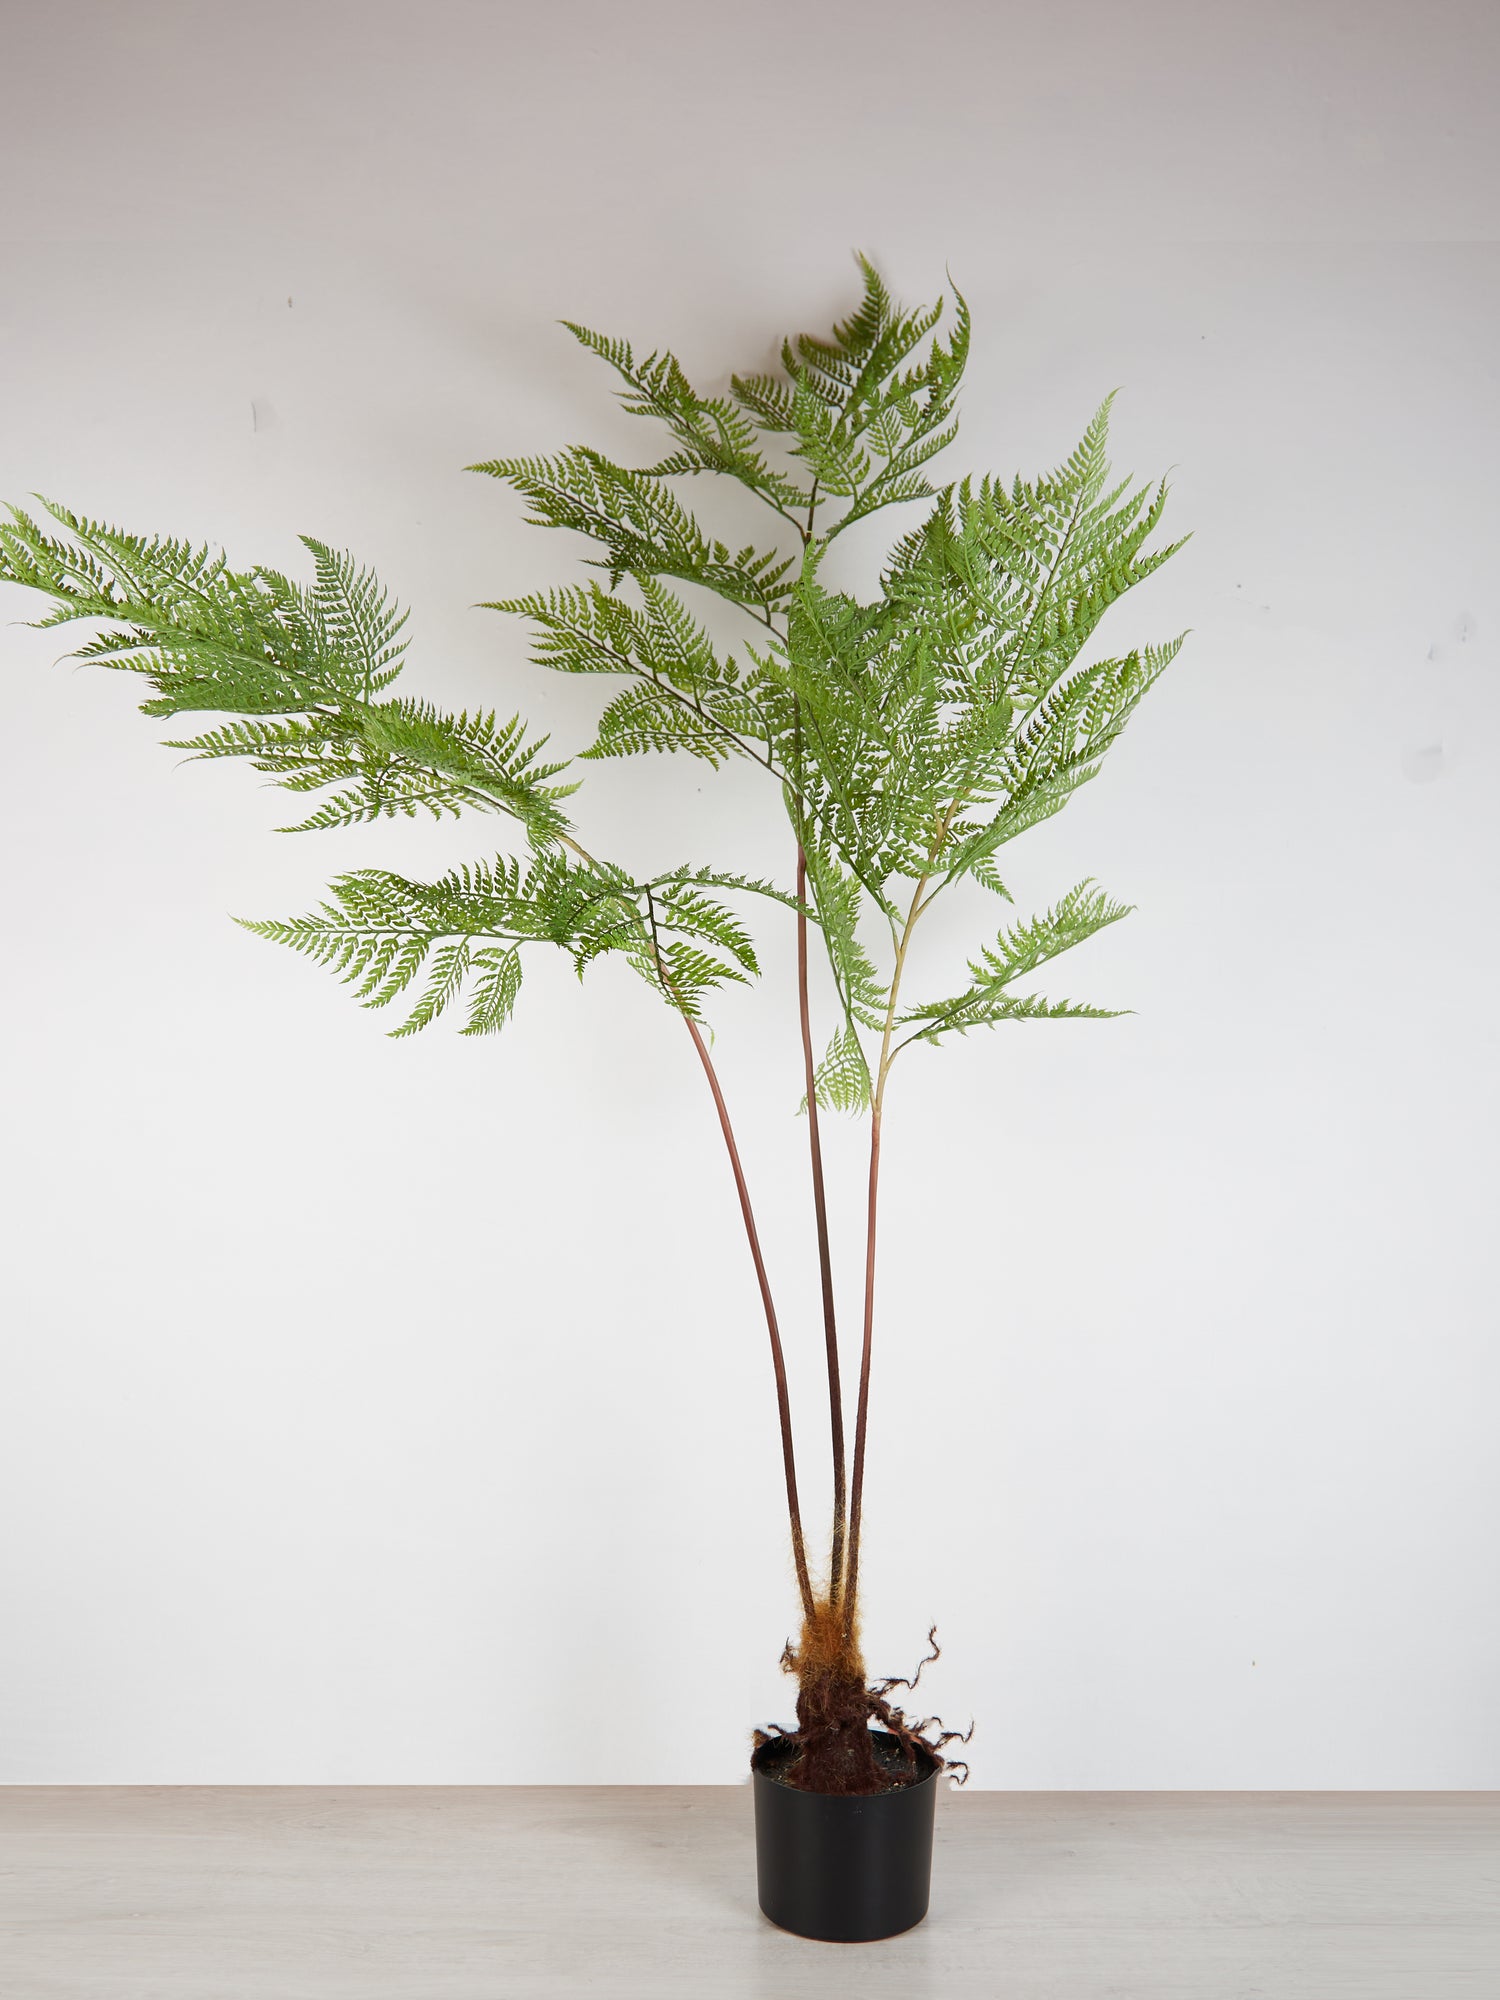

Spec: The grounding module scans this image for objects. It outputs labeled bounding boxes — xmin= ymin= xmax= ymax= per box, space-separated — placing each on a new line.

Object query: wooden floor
xmin=2 ymin=1788 xmax=1496 ymax=1998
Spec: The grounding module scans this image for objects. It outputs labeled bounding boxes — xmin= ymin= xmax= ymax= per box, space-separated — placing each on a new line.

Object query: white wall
xmin=2 ymin=0 xmax=1497 ymax=1787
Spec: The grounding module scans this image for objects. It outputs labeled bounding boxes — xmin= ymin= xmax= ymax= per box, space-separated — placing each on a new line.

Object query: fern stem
xmin=842 ymin=1097 xmax=883 ymax=1641
xmin=550 ymin=849 xmax=813 ymax=1619
xmin=797 ymin=845 xmax=846 ymax=1608
xmin=679 ymin=1009 xmax=816 ymax=1624
xmin=841 ymin=866 xmax=930 ymax=1642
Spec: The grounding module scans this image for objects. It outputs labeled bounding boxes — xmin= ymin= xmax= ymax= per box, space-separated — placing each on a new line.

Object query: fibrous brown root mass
xmin=754 ymin=1605 xmax=973 ymax=1796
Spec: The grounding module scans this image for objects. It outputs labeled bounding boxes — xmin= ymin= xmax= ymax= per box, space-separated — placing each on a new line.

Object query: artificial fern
xmin=1 ymin=257 xmax=1187 ymax=1798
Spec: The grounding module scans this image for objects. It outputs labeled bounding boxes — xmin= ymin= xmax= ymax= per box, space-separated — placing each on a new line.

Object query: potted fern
xmin=0 ymin=259 xmax=1185 ymax=1941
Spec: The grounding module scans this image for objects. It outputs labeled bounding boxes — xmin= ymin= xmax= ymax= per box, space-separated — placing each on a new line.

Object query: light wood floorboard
xmin=1 ymin=1788 xmax=1496 ymax=1998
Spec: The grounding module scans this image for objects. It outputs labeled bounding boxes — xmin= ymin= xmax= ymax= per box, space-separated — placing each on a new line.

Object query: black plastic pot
xmin=751 ymin=1731 xmax=940 ymax=1942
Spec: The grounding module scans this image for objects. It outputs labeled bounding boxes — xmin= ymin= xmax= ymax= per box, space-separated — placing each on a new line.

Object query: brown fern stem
xmin=841 ymin=1097 xmax=883 ymax=1639
xmin=797 ymin=846 xmax=846 ymax=1606
xmin=680 ymin=1010 xmax=816 ymax=1623
xmin=841 ymin=862 xmax=933 ymax=1643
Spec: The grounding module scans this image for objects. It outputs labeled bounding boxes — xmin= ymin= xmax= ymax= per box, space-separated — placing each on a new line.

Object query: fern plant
xmin=0 ymin=259 xmax=1186 ymax=1795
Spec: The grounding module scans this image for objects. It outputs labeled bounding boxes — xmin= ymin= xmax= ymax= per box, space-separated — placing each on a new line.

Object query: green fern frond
xmin=354 ymin=699 xmax=578 ymax=842
xmin=487 ymin=577 xmax=735 ymax=692
xmin=806 ymin=1020 xmax=872 ymax=1114
xmin=585 ymin=681 xmax=732 ymax=763
xmin=488 ymin=575 xmax=778 ymax=770
xmin=470 ymin=446 xmax=797 ymax=621
xmin=650 ymin=936 xmax=754 ymax=1015
xmin=801 ymin=843 xmax=887 ymax=1031
xmin=239 ymin=852 xmax=651 ymax=1034
xmin=899 ymin=882 xmax=1132 ymax=1046
xmin=0 ymin=501 xmax=343 ymax=716
xmin=297 ymin=537 xmax=410 ymax=698
xmin=389 ymin=938 xmax=472 ymax=1037
xmin=906 ymin=989 xmax=1124 ymax=1039
xmin=648 ymin=866 xmax=808 ymax=918
xmin=729 ymin=372 xmax=799 ymax=434
xmin=968 ymin=851 xmax=1013 ymax=899
xmin=563 ymin=321 xmax=813 ymax=517
xmin=944 ymin=636 xmax=1186 ymax=874
xmin=0 ymin=504 xmax=586 ymax=851
xmin=650 ymin=879 xmax=760 ymax=979
xmin=729 ymin=259 xmax=971 ymax=532
xmin=462 ymin=946 xmax=524 ymax=1036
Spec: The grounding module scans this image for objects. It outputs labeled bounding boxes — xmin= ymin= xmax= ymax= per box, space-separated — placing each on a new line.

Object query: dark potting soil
xmin=755 ymin=1729 xmax=935 ymax=1795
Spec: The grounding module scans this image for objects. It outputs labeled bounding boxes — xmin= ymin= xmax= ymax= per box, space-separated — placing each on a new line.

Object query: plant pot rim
xmin=751 ymin=1727 xmax=942 ymax=1797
